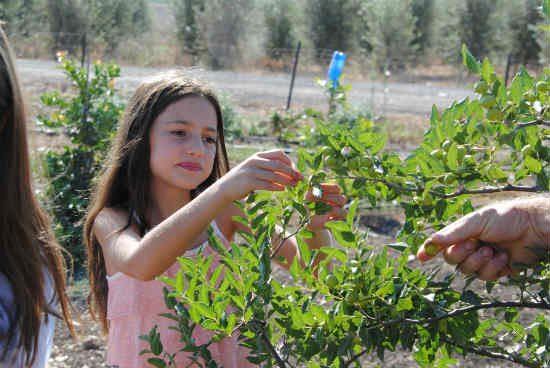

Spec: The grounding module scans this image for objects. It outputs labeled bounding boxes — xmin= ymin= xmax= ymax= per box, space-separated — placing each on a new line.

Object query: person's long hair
xmin=0 ymin=27 xmax=76 ymax=365
xmin=84 ymin=72 xmax=230 ymax=334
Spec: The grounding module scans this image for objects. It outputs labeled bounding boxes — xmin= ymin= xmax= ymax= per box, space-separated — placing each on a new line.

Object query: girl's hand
xmin=305 ymin=183 xmax=347 ymax=232
xmin=220 ymin=149 xmax=304 ymax=202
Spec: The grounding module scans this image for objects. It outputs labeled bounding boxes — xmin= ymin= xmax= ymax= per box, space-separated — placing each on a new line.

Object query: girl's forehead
xmin=156 ymin=95 xmax=218 ymax=130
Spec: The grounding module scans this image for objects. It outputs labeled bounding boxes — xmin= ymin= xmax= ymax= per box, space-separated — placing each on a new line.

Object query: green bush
xmin=143 ymin=46 xmax=549 ymax=368
xmin=38 ymin=56 xmax=124 ymax=274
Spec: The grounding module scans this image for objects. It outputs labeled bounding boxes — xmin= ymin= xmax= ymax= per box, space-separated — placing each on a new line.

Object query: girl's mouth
xmin=177 ymin=161 xmax=203 ymax=171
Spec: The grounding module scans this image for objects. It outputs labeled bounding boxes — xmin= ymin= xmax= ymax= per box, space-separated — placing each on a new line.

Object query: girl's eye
xmin=204 ymin=136 xmax=217 ymax=144
xmin=172 ymin=130 xmax=186 ymax=137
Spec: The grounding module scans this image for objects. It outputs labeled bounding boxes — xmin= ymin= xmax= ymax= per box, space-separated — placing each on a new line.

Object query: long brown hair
xmin=0 ymin=27 xmax=76 ymax=365
xmin=84 ymin=72 xmax=230 ymax=334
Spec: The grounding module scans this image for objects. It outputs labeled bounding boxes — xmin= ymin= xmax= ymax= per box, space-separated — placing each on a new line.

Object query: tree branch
xmin=514 ymin=119 xmax=550 ymax=131
xmin=343 ymin=349 xmax=369 ymax=368
xmin=249 ymin=319 xmax=288 ymax=368
xmin=439 ymin=336 xmax=540 ymax=368
xmin=271 ymin=219 xmax=308 ymax=260
xmin=333 ymin=176 xmax=540 ymax=199
xmin=363 ymin=301 xmax=549 ymax=331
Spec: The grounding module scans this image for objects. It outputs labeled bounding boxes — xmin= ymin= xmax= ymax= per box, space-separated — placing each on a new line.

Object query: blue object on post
xmin=328 ymin=51 xmax=346 ymax=88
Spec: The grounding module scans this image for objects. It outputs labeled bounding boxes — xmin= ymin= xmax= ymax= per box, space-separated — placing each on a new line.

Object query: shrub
xmin=263 ymin=0 xmax=297 ymax=61
xmin=37 ymin=55 xmax=124 ymax=274
xmin=360 ymin=0 xmax=418 ymax=70
xmin=143 ymin=46 xmax=550 ymax=368
xmin=306 ymin=0 xmax=359 ymax=61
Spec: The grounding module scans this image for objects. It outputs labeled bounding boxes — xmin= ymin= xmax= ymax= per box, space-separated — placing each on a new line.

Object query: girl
xmin=84 ymin=72 xmax=346 ymax=367
xmin=0 ymin=27 xmax=76 ymax=366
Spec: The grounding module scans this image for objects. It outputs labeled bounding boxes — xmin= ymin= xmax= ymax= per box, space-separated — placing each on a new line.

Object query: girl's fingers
xmin=257 ymin=149 xmax=293 ymax=166
xmin=252 ymin=168 xmax=298 ymax=188
xmin=305 ymin=183 xmax=346 ymax=206
xmin=254 ymin=157 xmax=303 ymax=181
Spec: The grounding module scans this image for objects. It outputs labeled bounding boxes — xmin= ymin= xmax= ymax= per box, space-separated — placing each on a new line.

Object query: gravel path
xmin=17 ymin=58 xmax=474 ymax=117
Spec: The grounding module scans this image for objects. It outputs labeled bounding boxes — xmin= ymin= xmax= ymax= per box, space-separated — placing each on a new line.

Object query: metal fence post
xmin=286 ymin=41 xmax=302 ymax=111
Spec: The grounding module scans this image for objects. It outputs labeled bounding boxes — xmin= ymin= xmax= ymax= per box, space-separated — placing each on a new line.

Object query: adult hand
xmin=417 ymin=196 xmax=550 ymax=282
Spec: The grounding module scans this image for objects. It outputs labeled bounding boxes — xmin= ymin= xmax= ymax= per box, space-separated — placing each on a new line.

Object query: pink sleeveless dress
xmin=106 ymin=222 xmax=255 ymax=368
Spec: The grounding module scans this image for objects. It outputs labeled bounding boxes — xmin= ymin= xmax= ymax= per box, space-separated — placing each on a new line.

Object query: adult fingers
xmin=442 ymin=239 xmax=478 ymax=265
xmin=457 ymin=246 xmax=494 ymax=275
xmin=418 ymin=211 xmax=488 ymax=262
xmin=430 ymin=210 xmax=487 ymax=247
xmin=477 ymin=252 xmax=509 ymax=282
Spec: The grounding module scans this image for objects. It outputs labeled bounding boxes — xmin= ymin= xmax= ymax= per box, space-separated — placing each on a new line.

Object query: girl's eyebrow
xmin=162 ymin=119 xmax=217 ymax=133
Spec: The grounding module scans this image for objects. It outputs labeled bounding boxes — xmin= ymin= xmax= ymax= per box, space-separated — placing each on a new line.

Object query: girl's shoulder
xmin=93 ymin=206 xmax=132 ymax=240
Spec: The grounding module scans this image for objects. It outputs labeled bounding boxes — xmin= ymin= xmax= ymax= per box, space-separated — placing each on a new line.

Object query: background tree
xmin=411 ymin=0 xmax=434 ymax=59
xmin=46 ymin=0 xmax=84 ymax=55
xmin=197 ymin=0 xmax=258 ymax=69
xmin=360 ymin=0 xmax=418 ymax=71
xmin=503 ymin=0 xmax=543 ymax=66
xmin=172 ymin=0 xmax=204 ymax=64
xmin=263 ymin=0 xmax=297 ymax=61
xmin=306 ymin=0 xmax=359 ymax=62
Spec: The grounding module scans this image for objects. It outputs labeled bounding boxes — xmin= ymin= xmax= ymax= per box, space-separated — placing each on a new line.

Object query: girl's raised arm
xmin=95 ymin=150 xmax=303 ymax=281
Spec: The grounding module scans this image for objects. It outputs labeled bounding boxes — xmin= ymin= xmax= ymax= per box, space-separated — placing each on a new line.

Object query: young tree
xmin=263 ymin=0 xmax=296 ymax=60
xmin=172 ymin=0 xmax=204 ymax=64
xmin=504 ymin=0 xmax=543 ymax=66
xmin=361 ymin=0 xmax=418 ymax=70
xmin=411 ymin=0 xmax=434 ymax=58
xmin=306 ymin=0 xmax=359 ymax=61
xmin=46 ymin=0 xmax=85 ymax=55
xmin=197 ymin=0 xmax=259 ymax=69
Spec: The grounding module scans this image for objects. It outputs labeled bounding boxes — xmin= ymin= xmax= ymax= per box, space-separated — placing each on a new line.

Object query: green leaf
xmin=481 ymin=58 xmax=495 ymax=82
xmin=397 ymin=297 xmax=414 ymax=311
xmin=346 ymin=199 xmax=358 ymax=228
xmin=147 ymin=358 xmax=167 ymax=368
xmin=446 ymin=143 xmax=458 ymax=171
xmin=524 ymin=156 xmax=542 ymax=173
xmin=462 ymin=44 xmax=480 ymax=74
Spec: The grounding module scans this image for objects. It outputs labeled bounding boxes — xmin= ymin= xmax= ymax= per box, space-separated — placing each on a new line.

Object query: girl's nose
xmin=186 ymin=136 xmax=206 ymax=157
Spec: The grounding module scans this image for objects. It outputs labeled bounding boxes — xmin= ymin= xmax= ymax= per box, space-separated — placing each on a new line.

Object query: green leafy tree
xmin=360 ymin=0 xmax=418 ymax=70
xmin=196 ymin=0 xmax=258 ymax=69
xmin=0 ymin=0 xmax=42 ymax=36
xmin=263 ymin=0 xmax=297 ymax=60
xmin=46 ymin=0 xmax=84 ymax=55
xmin=306 ymin=0 xmax=359 ymax=61
xmin=142 ymin=46 xmax=550 ymax=368
xmin=411 ymin=0 xmax=434 ymax=58
xmin=503 ymin=0 xmax=543 ymax=66
xmin=172 ymin=0 xmax=205 ymax=64
xmin=38 ymin=56 xmax=124 ymax=273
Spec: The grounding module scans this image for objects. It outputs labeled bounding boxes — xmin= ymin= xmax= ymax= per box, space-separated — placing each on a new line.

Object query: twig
xmin=514 ymin=119 xmax=550 ymax=131
xmin=363 ymin=301 xmax=549 ymax=331
xmin=249 ymin=319 xmax=288 ymax=368
xmin=440 ymin=336 xmax=540 ymax=368
xmin=343 ymin=348 xmax=369 ymax=368
xmin=271 ymin=219 xmax=309 ymax=260
xmin=332 ymin=176 xmax=540 ymax=199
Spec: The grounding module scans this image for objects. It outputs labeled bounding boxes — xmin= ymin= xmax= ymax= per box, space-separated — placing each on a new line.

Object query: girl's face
xmin=149 ymin=95 xmax=218 ymax=193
